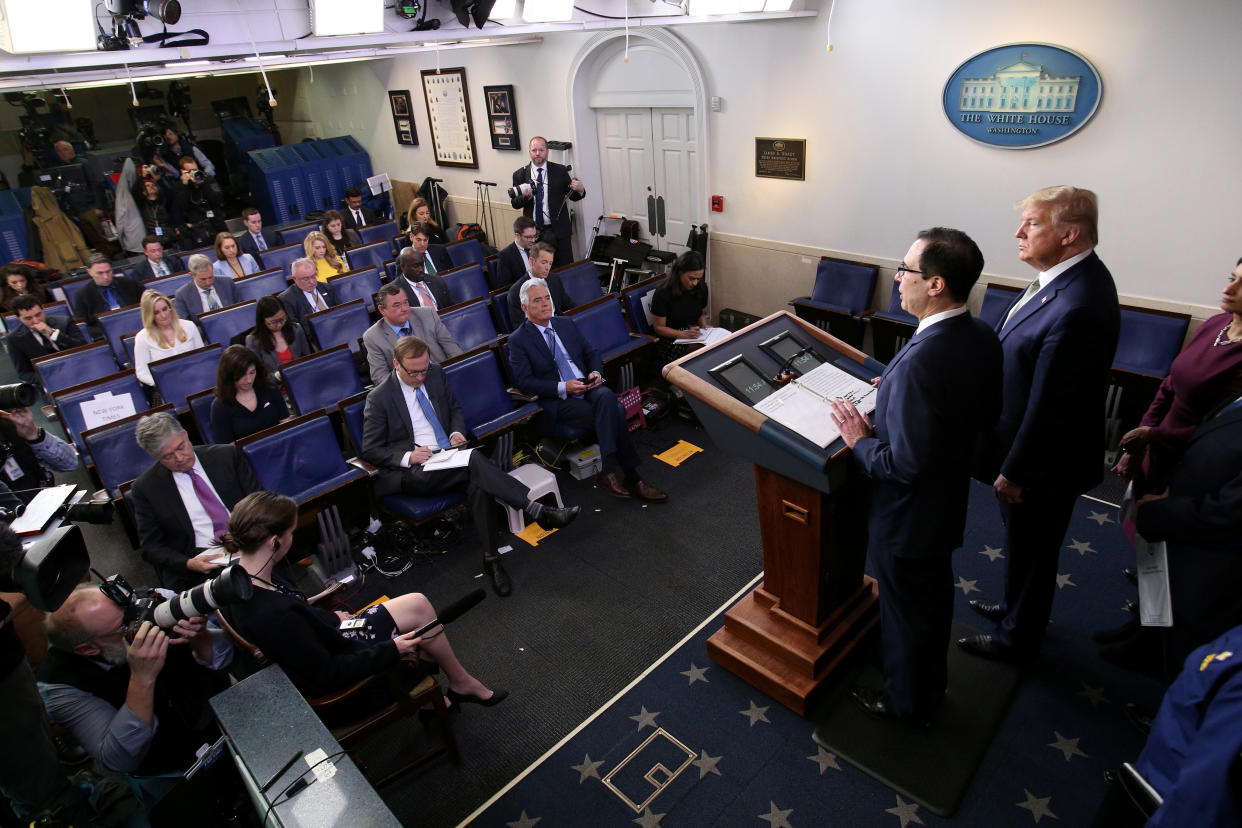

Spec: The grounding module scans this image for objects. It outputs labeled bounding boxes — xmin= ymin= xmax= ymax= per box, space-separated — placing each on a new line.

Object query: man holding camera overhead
xmin=510 ymin=136 xmax=585 ymax=267
xmin=37 ymin=583 xmax=231 ymax=802
xmin=169 ymin=156 xmax=226 ymax=245
xmin=0 ymin=400 xmax=79 ymax=505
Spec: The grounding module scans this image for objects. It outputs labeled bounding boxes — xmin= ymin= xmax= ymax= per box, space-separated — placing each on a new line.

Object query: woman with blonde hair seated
xmin=303 ymin=230 xmax=348 ymax=283
xmin=405 ymin=197 xmax=448 ymax=245
xmin=223 ymin=490 xmax=508 ymax=705
xmin=133 ymin=289 xmax=204 ymax=388
xmin=212 ymin=232 xmax=260 ymax=279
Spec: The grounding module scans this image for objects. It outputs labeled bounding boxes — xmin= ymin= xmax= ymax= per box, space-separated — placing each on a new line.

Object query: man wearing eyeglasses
xmin=497 ymin=216 xmax=540 ymax=290
xmin=361 ymin=336 xmax=580 ymax=596
xmin=362 ymin=283 xmax=462 ymax=385
xmin=830 ymin=228 xmax=1002 ymax=725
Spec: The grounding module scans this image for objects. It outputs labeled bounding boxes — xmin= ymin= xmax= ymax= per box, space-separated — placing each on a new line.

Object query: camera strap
xmin=142 ymin=28 xmax=210 ymax=48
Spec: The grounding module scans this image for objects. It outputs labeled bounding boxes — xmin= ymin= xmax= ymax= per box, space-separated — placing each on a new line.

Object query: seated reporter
xmin=212 ymin=232 xmax=260 ymax=280
xmin=362 ymin=336 xmax=580 ymax=596
xmin=224 ymin=491 xmax=506 ymax=704
xmin=405 ymin=197 xmax=447 ymax=245
xmin=133 ymin=290 xmax=204 ymax=389
xmin=304 ymin=231 xmax=348 ymax=284
xmin=277 ymin=257 xmax=337 ymax=332
xmin=0 ymin=263 xmax=50 ymax=312
xmin=320 ymin=210 xmax=362 ymax=255
xmin=244 ymin=296 xmax=312 ymax=378
xmin=0 ymin=405 xmax=78 ymax=504
xmin=650 ymin=250 xmax=710 ymax=362
xmin=7 ymin=294 xmax=87 ymax=387
xmin=172 ymin=255 xmax=238 ymax=326
xmin=210 ymin=345 xmax=289 ymax=443
xmin=37 ymin=584 xmax=231 ymax=803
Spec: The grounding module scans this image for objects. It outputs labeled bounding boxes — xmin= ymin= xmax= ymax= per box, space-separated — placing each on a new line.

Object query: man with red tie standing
xmin=510 ymin=136 xmax=585 ymax=267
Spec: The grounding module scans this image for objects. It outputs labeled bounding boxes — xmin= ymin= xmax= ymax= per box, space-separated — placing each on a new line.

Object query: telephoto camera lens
xmin=0 ymin=382 xmax=38 ymax=409
xmin=151 ymin=564 xmax=252 ymax=630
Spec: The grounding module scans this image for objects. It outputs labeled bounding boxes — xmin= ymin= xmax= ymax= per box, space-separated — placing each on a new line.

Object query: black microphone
xmin=412 ymin=589 xmax=485 ymax=637
xmin=474 ymin=180 xmax=497 ymax=187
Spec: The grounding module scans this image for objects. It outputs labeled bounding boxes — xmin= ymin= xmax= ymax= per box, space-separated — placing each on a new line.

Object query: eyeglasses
xmin=398 ymin=362 xmax=430 ymax=377
xmin=519 ymin=233 xmax=538 ymax=242
xmin=264 ymin=315 xmax=288 ymax=328
xmin=895 ymin=264 xmax=924 ymax=277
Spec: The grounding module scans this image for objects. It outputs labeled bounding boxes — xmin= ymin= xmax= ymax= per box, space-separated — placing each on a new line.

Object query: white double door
xmin=595 ymin=107 xmax=697 ymax=254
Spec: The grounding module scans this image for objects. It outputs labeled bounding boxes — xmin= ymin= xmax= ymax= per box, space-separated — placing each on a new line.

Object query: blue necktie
xmin=398 ymin=325 xmax=410 ymax=338
xmin=254 ymin=233 xmax=267 ymax=252
xmin=534 ymin=168 xmax=545 ymax=230
xmin=416 ymin=387 xmax=451 ymax=449
xmin=545 ymin=326 xmax=578 ymax=385
xmin=103 ymin=286 xmax=117 ymax=309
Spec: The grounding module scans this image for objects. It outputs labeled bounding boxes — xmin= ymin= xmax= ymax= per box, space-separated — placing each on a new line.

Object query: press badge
xmin=2 ymin=456 xmax=24 ymax=481
xmin=339 ymin=617 xmax=366 ymax=630
xmin=205 ymin=210 xmax=215 ymax=218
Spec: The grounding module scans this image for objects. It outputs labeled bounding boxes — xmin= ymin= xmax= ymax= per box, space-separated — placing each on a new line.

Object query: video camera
xmin=98 ymin=566 xmax=252 ymax=642
xmin=0 ymin=523 xmax=89 ymax=612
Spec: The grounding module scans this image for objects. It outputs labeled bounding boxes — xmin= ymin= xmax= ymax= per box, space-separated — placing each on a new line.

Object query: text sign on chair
xmin=80 ymin=392 xmax=136 ymax=430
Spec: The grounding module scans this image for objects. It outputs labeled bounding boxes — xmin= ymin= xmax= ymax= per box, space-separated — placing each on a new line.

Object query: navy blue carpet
xmin=462 ymin=481 xmax=1165 ymax=827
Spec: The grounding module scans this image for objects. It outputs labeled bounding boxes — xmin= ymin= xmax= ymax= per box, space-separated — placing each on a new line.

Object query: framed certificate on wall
xmin=420 ymin=67 xmax=479 ymax=169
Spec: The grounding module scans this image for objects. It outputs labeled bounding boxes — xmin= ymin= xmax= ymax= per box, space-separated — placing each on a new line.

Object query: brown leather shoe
xmin=595 ymin=472 xmax=631 ymax=498
xmin=627 ymin=479 xmax=668 ymax=503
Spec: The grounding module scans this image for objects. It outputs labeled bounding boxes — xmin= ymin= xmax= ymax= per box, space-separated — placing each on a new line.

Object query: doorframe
xmin=567 ymin=29 xmax=709 ymax=250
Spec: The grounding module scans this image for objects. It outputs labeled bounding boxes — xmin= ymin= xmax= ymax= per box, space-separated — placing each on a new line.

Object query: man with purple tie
xmin=130 ymin=413 xmax=262 ymax=591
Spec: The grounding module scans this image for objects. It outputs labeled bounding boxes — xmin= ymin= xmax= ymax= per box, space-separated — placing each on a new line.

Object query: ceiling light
xmin=522 ymin=0 xmax=574 ymax=23
xmin=0 ymin=0 xmax=96 ymax=54
xmin=489 ymin=0 xmax=517 ymax=19
xmin=310 ymin=0 xmax=385 ymax=36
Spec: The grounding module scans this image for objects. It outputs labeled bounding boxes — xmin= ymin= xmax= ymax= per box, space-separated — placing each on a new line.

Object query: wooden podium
xmin=663 ymin=311 xmax=881 ymax=714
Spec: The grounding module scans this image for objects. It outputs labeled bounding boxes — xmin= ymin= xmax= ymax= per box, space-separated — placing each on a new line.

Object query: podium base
xmin=707 ymin=577 xmax=879 ymax=715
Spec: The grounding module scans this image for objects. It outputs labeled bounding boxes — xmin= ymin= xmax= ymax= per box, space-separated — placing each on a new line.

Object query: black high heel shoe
xmin=446 ymin=687 xmax=509 ymax=708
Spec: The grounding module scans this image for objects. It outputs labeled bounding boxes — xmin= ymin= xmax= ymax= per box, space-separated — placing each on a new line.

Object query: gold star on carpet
xmin=692 ymin=749 xmax=722 ymax=778
xmin=1086 ymin=510 xmax=1114 ymax=526
xmin=1066 ymin=539 xmax=1095 ymax=555
xmin=885 ymin=794 xmax=924 ymax=827
xmin=757 ymin=801 xmax=793 ymax=828
xmin=1076 ymin=683 xmax=1109 ymax=709
xmin=570 ymin=754 xmax=604 ymax=783
xmin=680 ymin=662 xmax=710 ymax=686
xmin=807 ymin=746 xmax=841 ymax=774
xmin=632 ymin=807 xmax=665 ymax=827
xmin=506 ymin=811 xmax=541 ymax=828
xmin=979 ymin=544 xmax=1005 ymax=562
xmin=1047 ymin=731 xmax=1087 ymax=762
xmin=1016 ymin=789 xmax=1058 ymax=823
xmin=955 ymin=576 xmax=980 ymax=596
xmin=739 ymin=700 xmax=771 ymax=727
xmin=1055 ymin=573 xmax=1076 ymax=589
xmin=629 ymin=706 xmax=660 ymax=731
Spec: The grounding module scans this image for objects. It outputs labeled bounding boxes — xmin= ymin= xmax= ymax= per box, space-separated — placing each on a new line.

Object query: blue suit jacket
xmin=172 ymin=277 xmax=240 ymax=322
xmin=238 ymin=228 xmax=279 ymax=269
xmin=130 ymin=253 xmax=185 ymax=283
xmin=507 ymin=317 xmax=602 ymax=401
xmin=975 ymin=251 xmax=1120 ymax=494
xmin=853 ymin=312 xmax=1002 ymax=557
xmin=360 ymin=369 xmax=466 ymax=497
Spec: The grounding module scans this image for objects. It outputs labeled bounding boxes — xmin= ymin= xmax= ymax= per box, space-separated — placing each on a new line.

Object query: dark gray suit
xmin=277 ymin=283 xmax=337 ymax=332
xmin=7 ymin=317 xmax=88 ymax=385
xmin=362 ymin=308 xmax=462 ymax=386
xmin=238 ymin=228 xmax=278 ymax=269
xmin=393 ymin=272 xmax=453 ymax=310
xmin=173 ymin=278 xmax=239 ymax=324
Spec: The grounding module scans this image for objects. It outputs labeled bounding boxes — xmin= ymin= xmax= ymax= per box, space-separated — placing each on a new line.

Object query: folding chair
xmin=149 ymin=343 xmax=223 ymax=412
xmin=232 ymin=268 xmax=289 ymax=303
xmin=282 ymin=345 xmax=365 ymax=415
xmin=789 ymin=256 xmax=878 ymax=350
xmin=199 ymin=301 xmax=258 ymax=346
xmin=237 ymin=411 xmax=366 ymax=504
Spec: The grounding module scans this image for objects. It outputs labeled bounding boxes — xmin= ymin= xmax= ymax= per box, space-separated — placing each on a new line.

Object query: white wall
xmin=295 ymin=0 xmax=1242 ymax=310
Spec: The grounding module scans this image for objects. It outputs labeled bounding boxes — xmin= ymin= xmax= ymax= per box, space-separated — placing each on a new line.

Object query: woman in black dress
xmin=210 ymin=344 xmax=289 ymax=442
xmin=223 ymin=491 xmax=507 ymax=704
xmin=649 ymin=250 xmax=709 ymax=362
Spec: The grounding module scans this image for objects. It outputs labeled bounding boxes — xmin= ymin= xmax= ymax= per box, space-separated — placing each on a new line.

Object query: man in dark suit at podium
xmin=964 ymin=186 xmax=1120 ymax=662
xmin=510 ymin=136 xmax=585 ymax=267
xmin=831 ymin=227 xmax=1002 ymax=724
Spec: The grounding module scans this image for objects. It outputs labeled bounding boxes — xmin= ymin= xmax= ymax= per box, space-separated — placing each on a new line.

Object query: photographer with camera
xmin=170 ymin=157 xmax=225 ymax=247
xmin=0 ymin=393 xmax=80 ymax=503
xmin=155 ymin=127 xmax=215 ymax=182
xmin=37 ymin=582 xmax=232 ymax=805
xmin=51 ymin=140 xmax=120 ymax=259
xmin=510 ymin=136 xmax=584 ymax=267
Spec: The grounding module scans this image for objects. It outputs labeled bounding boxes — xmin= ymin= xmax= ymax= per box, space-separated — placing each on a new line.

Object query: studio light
xmin=310 ymin=0 xmax=385 ymax=36
xmin=521 ymin=0 xmax=574 ymax=23
xmin=0 ymin=0 xmax=96 ymax=54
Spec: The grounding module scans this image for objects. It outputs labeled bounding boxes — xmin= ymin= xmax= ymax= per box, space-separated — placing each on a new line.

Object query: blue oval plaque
xmin=943 ymin=43 xmax=1102 ymax=150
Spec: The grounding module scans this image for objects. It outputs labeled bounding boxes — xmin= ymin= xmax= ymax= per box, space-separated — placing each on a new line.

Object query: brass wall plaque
xmin=755 ymin=138 xmax=806 ymax=181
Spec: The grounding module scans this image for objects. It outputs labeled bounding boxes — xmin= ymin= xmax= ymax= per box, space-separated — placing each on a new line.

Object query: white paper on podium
xmin=753 ymin=362 xmax=876 ymax=448
xmin=79 ymin=391 xmax=136 ymax=431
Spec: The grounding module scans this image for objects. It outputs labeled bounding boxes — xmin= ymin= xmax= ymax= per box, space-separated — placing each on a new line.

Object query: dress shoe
xmin=483 ymin=558 xmax=512 ymax=597
xmin=968 ymin=599 xmax=1006 ymax=623
xmin=849 ymin=685 xmax=931 ymax=727
xmin=447 ymin=687 xmax=510 ymax=708
xmin=595 ymin=472 xmax=632 ymax=499
xmin=1092 ymin=614 xmax=1141 ymax=644
xmin=1122 ymin=567 xmax=1138 ymax=586
xmin=626 ymin=479 xmax=668 ymax=503
xmin=534 ymin=505 xmax=580 ymax=530
xmin=957 ymin=633 xmax=1026 ymax=662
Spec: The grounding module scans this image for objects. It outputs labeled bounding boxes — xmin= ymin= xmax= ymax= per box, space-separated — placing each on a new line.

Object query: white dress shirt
xmin=172 ymin=455 xmax=227 ymax=549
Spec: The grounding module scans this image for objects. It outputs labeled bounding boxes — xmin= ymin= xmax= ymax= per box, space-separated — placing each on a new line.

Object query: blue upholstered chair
xmin=443 ymin=348 xmax=539 ymax=440
xmin=440 ymin=299 xmax=502 ymax=354
xmin=97 ymin=305 xmax=145 ymax=367
xmin=51 ymin=371 xmax=150 ymax=455
xmin=865 ymin=281 xmax=918 ymax=363
xmin=199 ymin=301 xmax=257 ymax=346
xmin=186 ymin=387 xmax=217 ymax=445
xmin=977 ymin=283 xmax=1024 ymax=329
xmin=621 ymin=275 xmax=662 ymax=337
xmin=282 ymin=345 xmax=364 ymax=415
xmin=237 ymin=411 xmax=366 ymax=505
xmin=83 ymin=403 xmax=175 ymax=496
xmin=444 ymin=238 xmax=485 ymax=269
xmin=439 ymin=263 xmax=490 ymax=306
xmin=338 ymin=392 xmax=463 ymax=524
xmin=789 ymin=256 xmax=878 ymax=350
xmin=32 ymin=342 xmax=118 ymax=397
xmin=327 ymin=268 xmax=383 ymax=313
xmin=554 ymin=260 xmax=605 ymax=308
xmin=307 ymin=299 xmax=371 ymax=354
xmin=150 ymin=343 xmax=222 ymax=412
xmin=233 ymin=268 xmax=289 ymax=303
xmin=144 ymin=271 xmax=193 ymax=300
xmin=484 ymin=256 xmax=504 ymax=291
xmin=255 ymin=243 xmax=303 ymax=278
xmin=276 ymin=222 xmax=318 ymax=247
xmin=490 ymin=288 xmax=514 ymax=334
xmin=346 ymin=240 xmax=391 ymax=274
xmin=1106 ymin=305 xmax=1193 ymax=452
xmin=57 ymin=277 xmax=93 ymax=313
xmin=357 ymin=221 xmax=397 ymax=246
xmin=564 ymin=295 xmax=656 ymax=366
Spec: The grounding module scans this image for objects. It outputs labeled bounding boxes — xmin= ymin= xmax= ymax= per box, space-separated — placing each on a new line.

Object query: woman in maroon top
xmin=1113 ymin=257 xmax=1242 ymax=492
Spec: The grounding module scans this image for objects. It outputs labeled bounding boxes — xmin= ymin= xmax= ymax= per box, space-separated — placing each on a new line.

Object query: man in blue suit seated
xmin=964 ymin=185 xmax=1121 ymax=661
xmin=173 ymin=254 xmax=239 ymax=326
xmin=831 ymin=227 xmax=1002 ymax=724
xmin=361 ymin=336 xmax=580 ymax=596
xmin=508 ymin=278 xmax=667 ymax=503
xmin=129 ymin=236 xmax=184 ymax=282
xmin=238 ymin=208 xmax=278 ymax=269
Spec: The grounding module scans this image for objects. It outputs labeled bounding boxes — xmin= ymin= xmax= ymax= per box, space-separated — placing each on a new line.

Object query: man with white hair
xmin=172 ymin=253 xmax=238 ymax=325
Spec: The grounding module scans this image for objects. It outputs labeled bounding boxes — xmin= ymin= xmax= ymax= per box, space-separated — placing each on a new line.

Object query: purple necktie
xmin=188 ymin=468 xmax=230 ymax=541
